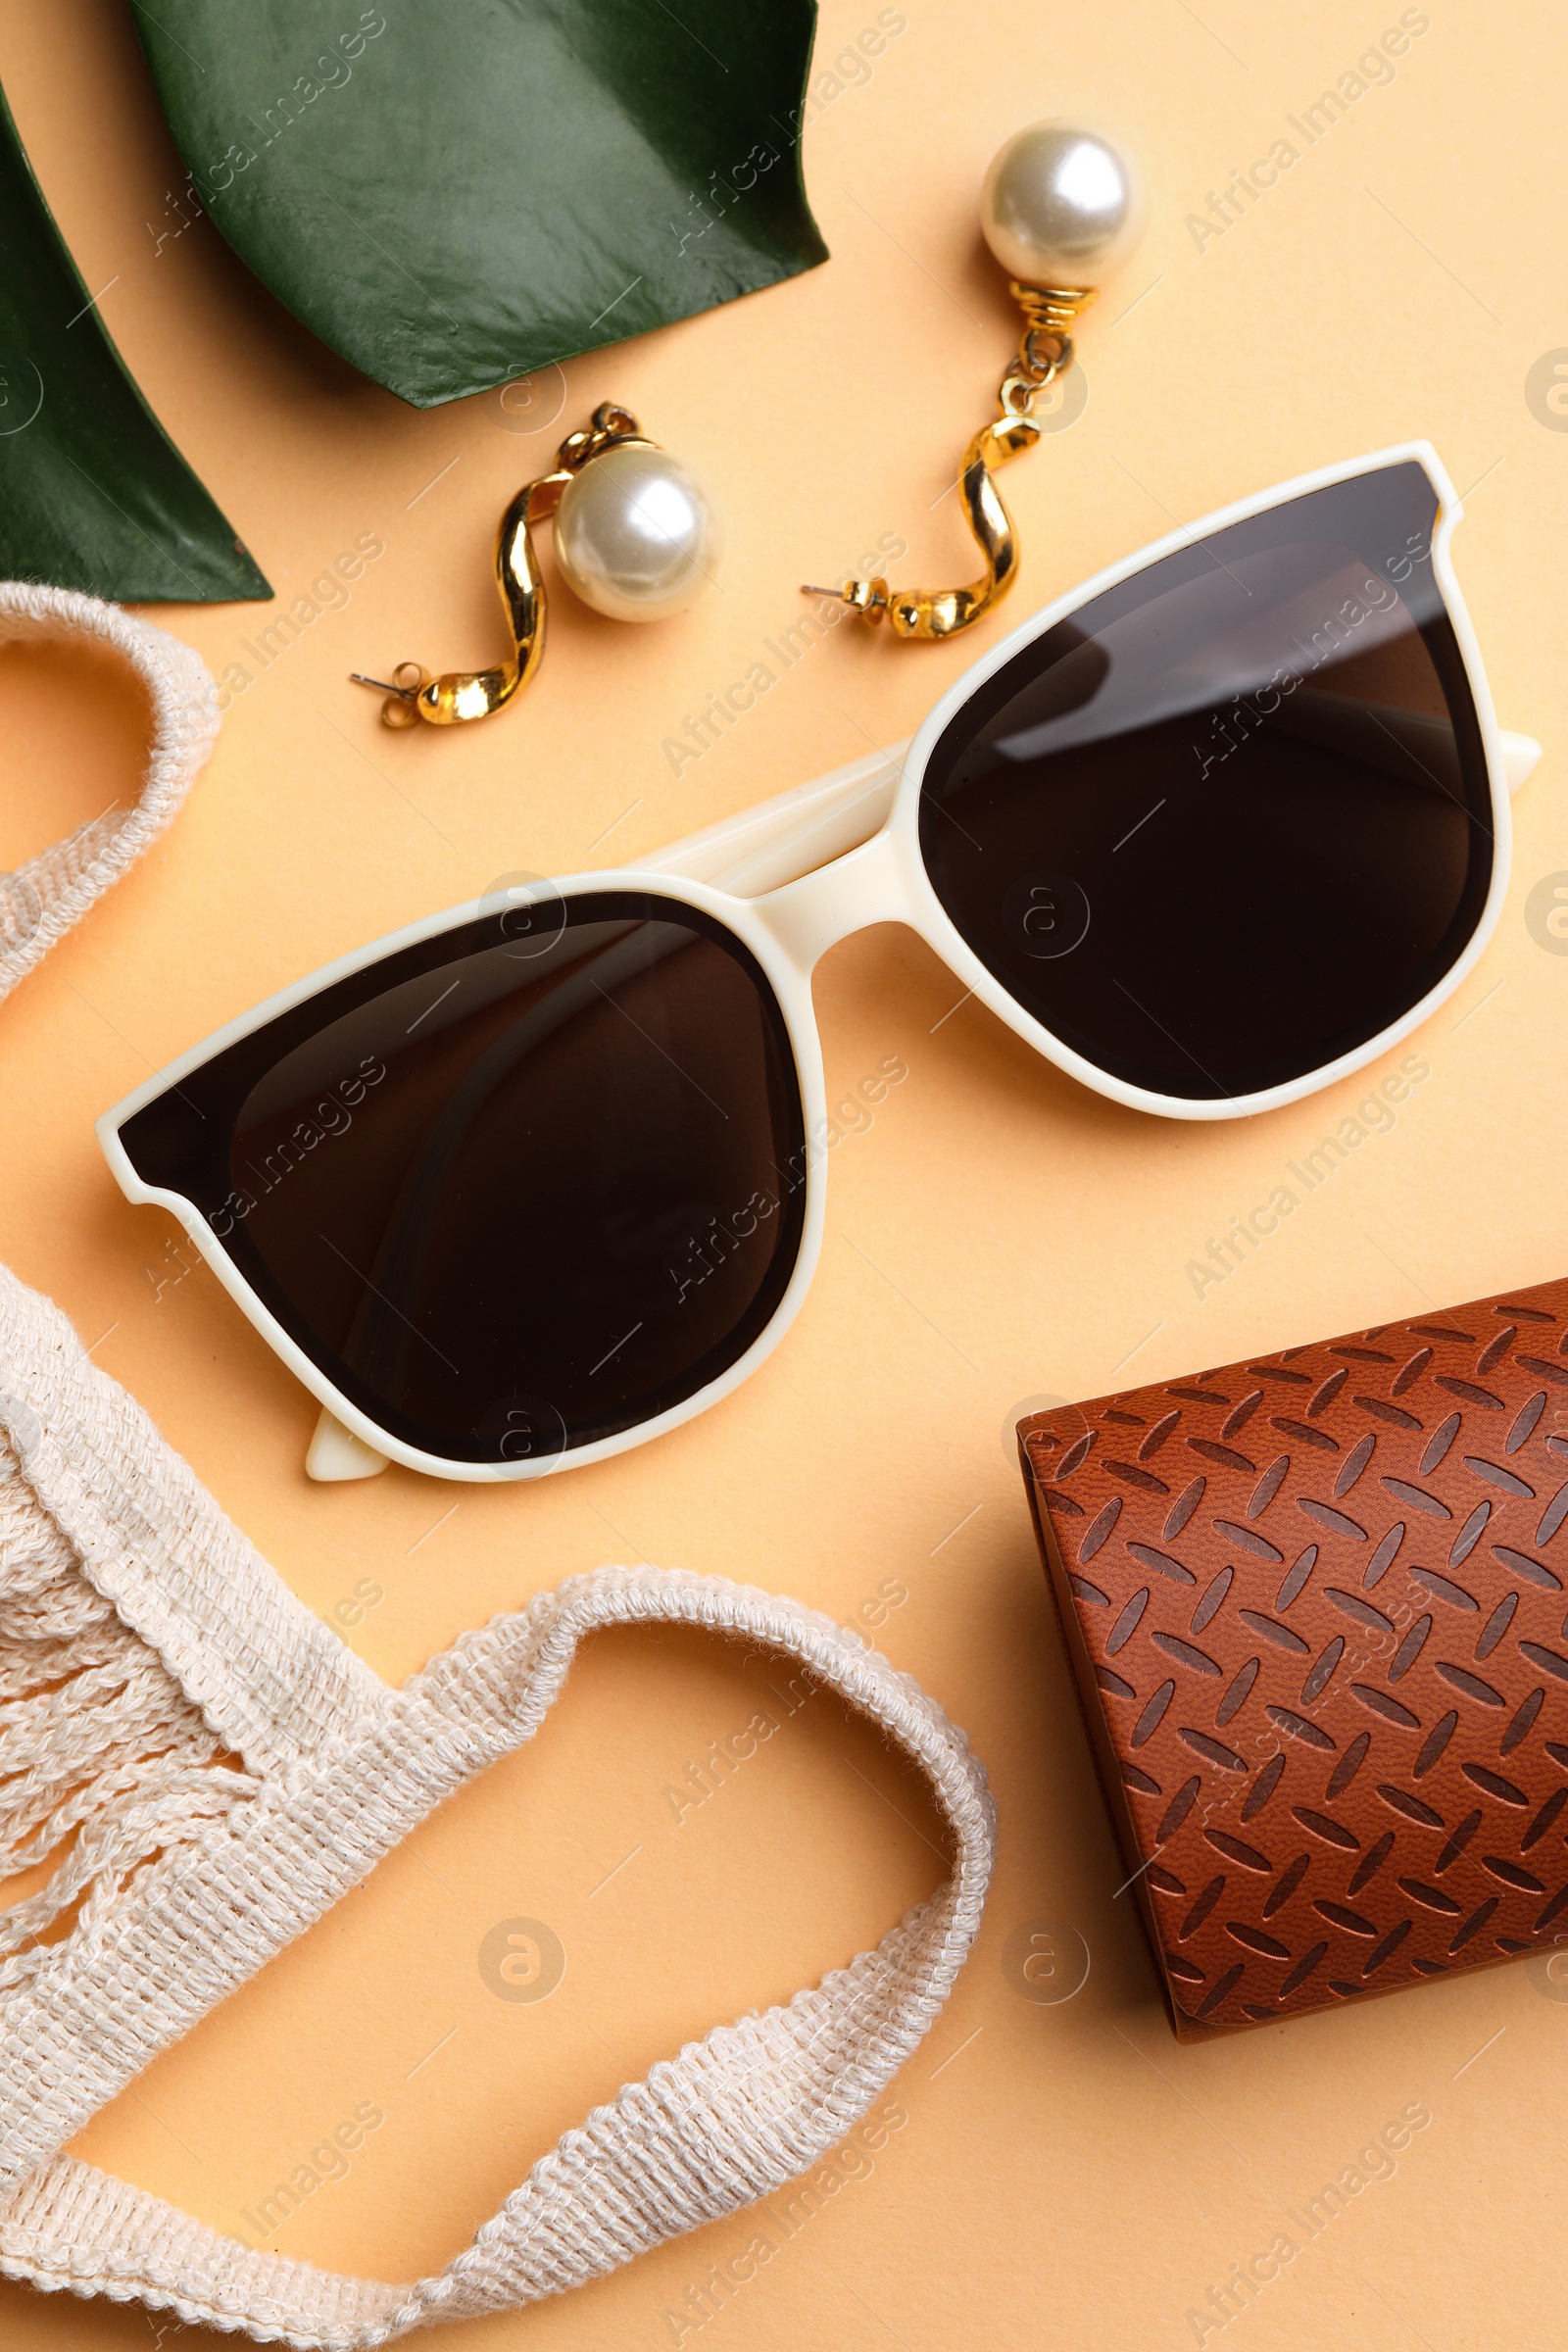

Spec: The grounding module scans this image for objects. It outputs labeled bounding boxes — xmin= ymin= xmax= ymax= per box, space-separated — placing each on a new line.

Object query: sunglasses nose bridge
xmin=746 ymin=824 xmax=912 ymax=976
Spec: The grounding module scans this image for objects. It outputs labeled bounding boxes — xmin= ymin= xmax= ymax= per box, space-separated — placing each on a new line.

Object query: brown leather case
xmin=1019 ymin=1275 xmax=1568 ymax=2039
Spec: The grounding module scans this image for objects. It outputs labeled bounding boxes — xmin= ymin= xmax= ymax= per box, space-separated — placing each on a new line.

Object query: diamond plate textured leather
xmin=1019 ymin=1276 xmax=1568 ymax=2039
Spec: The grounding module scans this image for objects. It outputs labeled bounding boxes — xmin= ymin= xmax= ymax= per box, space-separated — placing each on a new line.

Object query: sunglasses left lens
xmin=917 ymin=459 xmax=1494 ymax=1102
xmin=118 ymin=892 xmax=808 ymax=1466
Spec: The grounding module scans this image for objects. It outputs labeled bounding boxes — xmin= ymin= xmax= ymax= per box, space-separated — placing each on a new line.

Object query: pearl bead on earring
xmin=554 ymin=443 xmax=722 ymax=623
xmin=980 ymin=120 xmax=1144 ymax=287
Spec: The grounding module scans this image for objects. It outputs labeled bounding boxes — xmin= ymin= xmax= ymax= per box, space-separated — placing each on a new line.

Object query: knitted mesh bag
xmin=0 ymin=1270 xmax=996 ymax=2344
xmin=0 ymin=581 xmax=219 ymax=1004
xmin=0 ymin=586 xmax=996 ymax=2345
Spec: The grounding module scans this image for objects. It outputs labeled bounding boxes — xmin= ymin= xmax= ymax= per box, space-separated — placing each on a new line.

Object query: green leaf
xmin=130 ymin=0 xmax=828 ymax=411
xmin=0 ymin=81 xmax=270 ymax=604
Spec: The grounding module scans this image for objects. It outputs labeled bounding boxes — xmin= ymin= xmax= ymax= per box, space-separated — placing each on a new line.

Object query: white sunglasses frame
xmin=99 ymin=441 xmax=1541 ymax=1487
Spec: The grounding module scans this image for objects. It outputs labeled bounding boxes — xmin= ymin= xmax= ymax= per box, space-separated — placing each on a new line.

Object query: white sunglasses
xmin=100 ymin=444 xmax=1540 ymax=1485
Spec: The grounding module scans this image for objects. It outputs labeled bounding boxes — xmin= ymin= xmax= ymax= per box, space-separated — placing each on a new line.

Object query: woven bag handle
xmin=0 ymin=579 xmax=218 ymax=1004
xmin=0 ymin=1571 xmax=995 ymax=2347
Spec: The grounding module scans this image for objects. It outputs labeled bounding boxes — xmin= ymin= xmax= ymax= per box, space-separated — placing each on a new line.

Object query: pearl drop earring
xmin=803 ymin=121 xmax=1144 ymax=642
xmin=354 ymin=403 xmax=720 ymax=728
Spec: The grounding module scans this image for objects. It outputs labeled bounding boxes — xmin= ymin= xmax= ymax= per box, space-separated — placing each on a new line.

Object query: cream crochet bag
xmin=0 ymin=581 xmax=219 ymax=998
xmin=0 ymin=585 xmax=996 ymax=2345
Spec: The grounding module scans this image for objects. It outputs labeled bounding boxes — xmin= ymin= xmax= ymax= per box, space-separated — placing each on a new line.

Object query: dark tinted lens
xmin=919 ymin=461 xmax=1492 ymax=1100
xmin=120 ymin=893 xmax=807 ymax=1464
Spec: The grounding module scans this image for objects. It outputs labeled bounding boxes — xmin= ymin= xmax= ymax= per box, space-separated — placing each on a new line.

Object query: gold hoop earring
xmin=803 ymin=122 xmax=1144 ymax=642
xmin=353 ymin=403 xmax=721 ymax=728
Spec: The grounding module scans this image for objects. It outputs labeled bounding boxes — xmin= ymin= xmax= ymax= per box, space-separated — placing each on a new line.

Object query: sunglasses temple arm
xmin=638 ymin=741 xmax=909 ymax=899
xmin=1499 ymin=729 xmax=1542 ymax=796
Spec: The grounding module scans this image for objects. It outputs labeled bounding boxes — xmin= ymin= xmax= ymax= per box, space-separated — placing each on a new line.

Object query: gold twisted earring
xmin=353 ymin=403 xmax=721 ymax=728
xmin=803 ymin=122 xmax=1144 ymax=642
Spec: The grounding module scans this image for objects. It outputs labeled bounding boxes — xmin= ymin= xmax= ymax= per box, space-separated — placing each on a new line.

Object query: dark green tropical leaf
xmin=130 ymin=0 xmax=828 ymax=410
xmin=0 ymin=82 xmax=270 ymax=604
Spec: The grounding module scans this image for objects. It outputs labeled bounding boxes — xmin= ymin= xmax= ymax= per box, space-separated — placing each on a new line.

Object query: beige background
xmin=3 ymin=0 xmax=1567 ymax=2344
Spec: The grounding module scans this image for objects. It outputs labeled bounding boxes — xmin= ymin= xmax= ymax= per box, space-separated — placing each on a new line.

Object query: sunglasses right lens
xmin=118 ymin=892 xmax=807 ymax=1466
xmin=918 ymin=460 xmax=1494 ymax=1102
